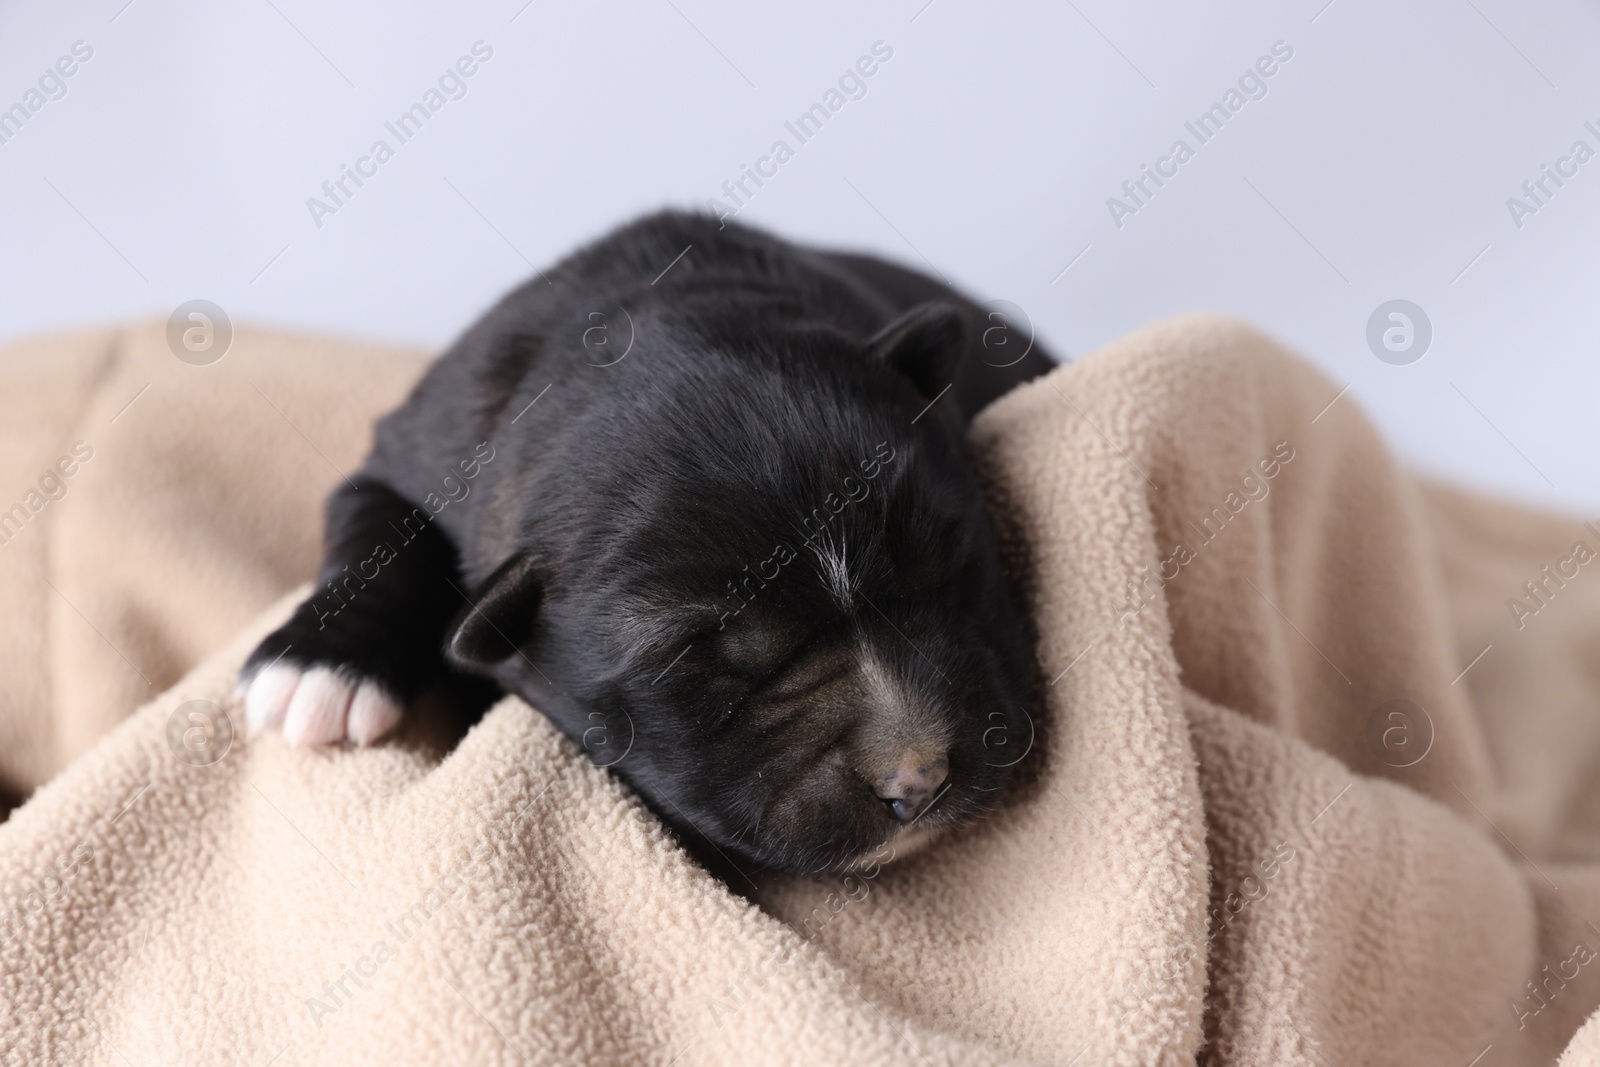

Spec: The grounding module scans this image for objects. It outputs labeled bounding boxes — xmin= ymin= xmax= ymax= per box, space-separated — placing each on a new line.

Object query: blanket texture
xmin=5 ymin=315 xmax=1600 ymax=1066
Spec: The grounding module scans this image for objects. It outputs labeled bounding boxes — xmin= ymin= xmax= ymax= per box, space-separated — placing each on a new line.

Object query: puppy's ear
xmin=445 ymin=552 xmax=543 ymax=673
xmin=867 ymin=302 xmax=966 ymax=399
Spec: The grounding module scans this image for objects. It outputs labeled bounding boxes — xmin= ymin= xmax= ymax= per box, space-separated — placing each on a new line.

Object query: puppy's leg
xmin=238 ymin=479 xmax=472 ymax=746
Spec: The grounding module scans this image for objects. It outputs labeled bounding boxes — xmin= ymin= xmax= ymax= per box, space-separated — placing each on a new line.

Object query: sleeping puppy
xmin=239 ymin=211 xmax=1056 ymax=875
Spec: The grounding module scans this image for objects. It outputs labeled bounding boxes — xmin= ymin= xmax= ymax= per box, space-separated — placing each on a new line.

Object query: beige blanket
xmin=6 ymin=315 xmax=1600 ymax=1066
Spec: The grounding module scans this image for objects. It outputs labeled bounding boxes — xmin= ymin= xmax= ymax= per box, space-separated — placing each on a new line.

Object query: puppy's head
xmin=447 ymin=302 xmax=1036 ymax=873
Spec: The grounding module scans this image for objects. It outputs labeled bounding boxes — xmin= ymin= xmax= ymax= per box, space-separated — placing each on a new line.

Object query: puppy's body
xmin=242 ymin=212 xmax=1056 ymax=873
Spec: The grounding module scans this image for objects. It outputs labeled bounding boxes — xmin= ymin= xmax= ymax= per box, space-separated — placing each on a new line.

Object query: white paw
xmin=243 ymin=664 xmax=403 ymax=747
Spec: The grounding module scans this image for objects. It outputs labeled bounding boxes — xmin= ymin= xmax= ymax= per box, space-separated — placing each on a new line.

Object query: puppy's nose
xmin=873 ymin=751 xmax=949 ymax=822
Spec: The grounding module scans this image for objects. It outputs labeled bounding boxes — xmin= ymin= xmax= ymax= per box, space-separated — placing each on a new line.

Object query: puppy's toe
xmin=282 ymin=668 xmax=355 ymax=747
xmin=245 ymin=664 xmax=301 ymax=734
xmin=347 ymin=682 xmax=403 ymax=746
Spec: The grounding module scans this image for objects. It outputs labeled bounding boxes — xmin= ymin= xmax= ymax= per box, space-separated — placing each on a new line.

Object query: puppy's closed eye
xmin=714 ymin=613 xmax=809 ymax=676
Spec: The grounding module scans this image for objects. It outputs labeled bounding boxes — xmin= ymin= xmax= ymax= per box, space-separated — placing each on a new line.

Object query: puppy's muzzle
xmin=873 ymin=751 xmax=949 ymax=822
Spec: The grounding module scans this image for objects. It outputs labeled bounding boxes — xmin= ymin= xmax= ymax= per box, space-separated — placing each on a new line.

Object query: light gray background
xmin=1 ymin=0 xmax=1597 ymax=512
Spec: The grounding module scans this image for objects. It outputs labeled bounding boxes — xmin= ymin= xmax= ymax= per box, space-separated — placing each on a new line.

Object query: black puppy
xmin=240 ymin=212 xmax=1055 ymax=874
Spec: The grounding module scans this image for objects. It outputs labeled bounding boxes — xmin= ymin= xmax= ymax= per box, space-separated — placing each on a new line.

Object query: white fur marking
xmin=282 ymin=667 xmax=355 ymax=747
xmin=858 ymin=647 xmax=915 ymax=721
xmin=347 ymin=681 xmax=404 ymax=746
xmin=813 ymin=539 xmax=855 ymax=610
xmin=245 ymin=664 xmax=300 ymax=734
xmin=245 ymin=663 xmax=405 ymax=747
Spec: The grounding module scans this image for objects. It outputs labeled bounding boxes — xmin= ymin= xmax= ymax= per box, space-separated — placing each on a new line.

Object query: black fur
xmin=241 ymin=211 xmax=1055 ymax=874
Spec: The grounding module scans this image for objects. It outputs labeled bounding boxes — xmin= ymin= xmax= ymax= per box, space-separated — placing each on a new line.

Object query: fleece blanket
xmin=6 ymin=315 xmax=1600 ymax=1066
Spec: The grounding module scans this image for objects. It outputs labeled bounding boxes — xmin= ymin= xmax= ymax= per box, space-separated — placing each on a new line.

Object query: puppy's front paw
xmin=243 ymin=663 xmax=404 ymax=747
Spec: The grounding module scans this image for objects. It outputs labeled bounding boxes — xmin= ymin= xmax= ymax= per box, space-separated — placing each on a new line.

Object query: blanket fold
xmin=4 ymin=315 xmax=1600 ymax=1066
